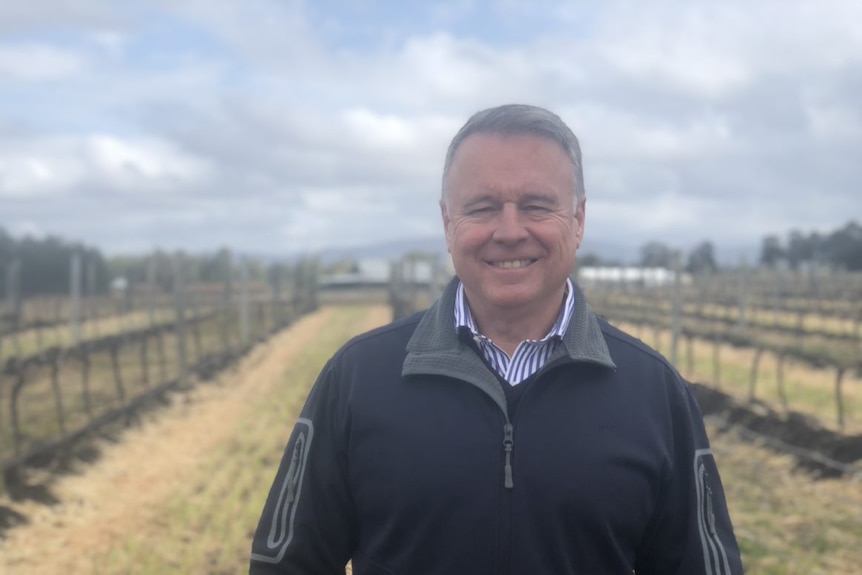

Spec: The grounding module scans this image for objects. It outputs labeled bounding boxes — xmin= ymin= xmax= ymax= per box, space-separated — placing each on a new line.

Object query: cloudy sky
xmin=1 ymin=0 xmax=860 ymax=262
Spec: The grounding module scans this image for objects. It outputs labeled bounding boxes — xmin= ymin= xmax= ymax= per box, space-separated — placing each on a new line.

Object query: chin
xmin=485 ymin=290 xmax=536 ymax=310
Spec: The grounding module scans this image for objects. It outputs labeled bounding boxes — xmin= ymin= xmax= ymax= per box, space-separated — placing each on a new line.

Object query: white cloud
xmin=159 ymin=0 xmax=328 ymax=71
xmin=0 ymin=1 xmax=122 ymax=33
xmin=86 ymin=135 xmax=211 ymax=188
xmin=569 ymin=105 xmax=734 ymax=163
xmin=344 ymin=109 xmax=418 ymax=151
xmin=0 ymin=44 xmax=86 ymax=80
xmin=593 ymin=9 xmax=752 ymax=98
xmin=0 ymin=140 xmax=84 ymax=197
xmin=0 ymin=135 xmax=212 ymax=198
xmin=806 ymin=104 xmax=862 ymax=143
xmin=589 ymin=0 xmax=862 ymax=92
xmin=0 ymin=0 xmax=860 ymax=260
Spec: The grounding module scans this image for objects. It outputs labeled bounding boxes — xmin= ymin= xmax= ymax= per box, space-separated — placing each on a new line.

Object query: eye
xmin=523 ymin=204 xmax=550 ymax=213
xmin=467 ymin=206 xmax=496 ymax=216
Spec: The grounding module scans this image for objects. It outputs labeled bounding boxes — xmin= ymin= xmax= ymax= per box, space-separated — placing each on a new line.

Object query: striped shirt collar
xmin=454 ymin=278 xmax=576 ymax=384
xmin=454 ymin=277 xmax=575 ymax=341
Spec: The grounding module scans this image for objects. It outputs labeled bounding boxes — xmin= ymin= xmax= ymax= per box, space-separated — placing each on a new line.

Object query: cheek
xmin=539 ymin=220 xmax=578 ymax=250
xmin=449 ymin=222 xmax=487 ymax=250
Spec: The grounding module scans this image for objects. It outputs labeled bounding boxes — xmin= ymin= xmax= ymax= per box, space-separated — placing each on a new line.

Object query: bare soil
xmin=692 ymin=383 xmax=862 ymax=477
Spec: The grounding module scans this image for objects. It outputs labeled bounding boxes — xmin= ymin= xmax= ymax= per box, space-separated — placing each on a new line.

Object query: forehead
xmin=445 ymin=132 xmax=573 ymax=202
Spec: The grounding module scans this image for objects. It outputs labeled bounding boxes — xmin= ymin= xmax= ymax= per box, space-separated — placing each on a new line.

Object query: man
xmin=250 ymin=104 xmax=743 ymax=574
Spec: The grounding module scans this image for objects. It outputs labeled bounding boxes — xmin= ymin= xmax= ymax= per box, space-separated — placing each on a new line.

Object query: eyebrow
xmin=462 ymin=191 xmax=558 ymax=210
xmin=519 ymin=193 xmax=557 ymax=205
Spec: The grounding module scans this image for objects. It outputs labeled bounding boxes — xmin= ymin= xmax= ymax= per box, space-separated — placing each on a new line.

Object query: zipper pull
xmin=503 ymin=423 xmax=514 ymax=489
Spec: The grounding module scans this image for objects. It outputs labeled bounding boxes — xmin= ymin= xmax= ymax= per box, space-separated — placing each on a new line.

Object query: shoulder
xmin=596 ymin=316 xmax=668 ymax=365
xmin=592 ymin=317 xmax=708 ymax=441
xmin=594 ymin=315 xmax=689 ymax=393
xmin=308 ymin=310 xmax=426 ymax=406
xmin=333 ymin=309 xmax=425 ymax=363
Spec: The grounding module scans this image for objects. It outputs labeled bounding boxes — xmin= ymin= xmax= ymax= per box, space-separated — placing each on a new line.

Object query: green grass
xmin=0 ymin=310 xmax=295 ymax=464
xmin=710 ymin=421 xmax=862 ymax=574
xmin=0 ymin=309 xmax=180 ymax=363
xmin=613 ymin=320 xmax=861 ymax=432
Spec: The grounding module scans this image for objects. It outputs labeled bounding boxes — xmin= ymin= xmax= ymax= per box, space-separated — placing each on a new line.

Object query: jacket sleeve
xmin=250 ymin=359 xmax=355 ymax=575
xmin=636 ymin=370 xmax=744 ymax=575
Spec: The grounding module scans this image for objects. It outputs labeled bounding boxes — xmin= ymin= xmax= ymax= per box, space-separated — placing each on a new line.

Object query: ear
xmin=440 ymin=199 xmax=453 ymax=254
xmin=574 ymin=197 xmax=586 ymax=249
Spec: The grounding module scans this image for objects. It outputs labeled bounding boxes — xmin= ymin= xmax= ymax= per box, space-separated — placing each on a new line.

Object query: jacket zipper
xmin=499 ymin=417 xmax=515 ymax=575
xmin=503 ymin=422 xmax=514 ymax=489
xmin=499 ymin=357 xmax=566 ymax=491
xmin=498 ymin=357 xmax=568 ymax=573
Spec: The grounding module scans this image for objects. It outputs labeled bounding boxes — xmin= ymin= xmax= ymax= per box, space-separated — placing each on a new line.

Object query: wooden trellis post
xmin=147 ymin=256 xmax=157 ymax=329
xmin=835 ymin=367 xmax=846 ymax=430
xmin=70 ymin=252 xmax=82 ymax=347
xmin=670 ymin=253 xmax=682 ymax=367
xmin=5 ymin=259 xmax=21 ymax=329
xmin=220 ymin=253 xmax=233 ymax=353
xmin=50 ymin=351 xmax=67 ymax=435
xmin=140 ymin=337 xmax=150 ymax=388
xmin=239 ymin=260 xmax=249 ymax=346
xmin=737 ymin=257 xmax=748 ymax=336
xmin=80 ymin=347 xmax=93 ymax=421
xmin=685 ymin=334 xmax=695 ymax=379
xmin=173 ymin=254 xmax=188 ymax=386
xmin=10 ymin=362 xmax=27 ymax=456
xmin=748 ymin=347 xmax=764 ymax=402
xmin=712 ymin=334 xmax=722 ymax=388
xmin=110 ymin=342 xmax=126 ymax=402
xmin=776 ymin=353 xmax=788 ymax=412
xmin=156 ymin=331 xmax=167 ymax=384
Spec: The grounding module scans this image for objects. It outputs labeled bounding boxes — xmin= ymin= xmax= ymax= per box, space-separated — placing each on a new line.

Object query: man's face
xmin=441 ymin=132 xmax=585 ymax=317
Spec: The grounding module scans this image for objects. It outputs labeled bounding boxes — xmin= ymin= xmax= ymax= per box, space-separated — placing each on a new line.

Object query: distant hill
xmin=242 ymin=236 xmax=449 ymax=266
xmin=315 ymin=236 xmax=450 ymax=263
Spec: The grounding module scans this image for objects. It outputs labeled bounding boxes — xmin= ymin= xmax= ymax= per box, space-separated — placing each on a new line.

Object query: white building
xmin=576 ymin=266 xmax=690 ymax=287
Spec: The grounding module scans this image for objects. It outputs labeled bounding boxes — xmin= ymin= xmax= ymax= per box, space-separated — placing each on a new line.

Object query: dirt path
xmin=0 ymin=306 xmax=389 ymax=575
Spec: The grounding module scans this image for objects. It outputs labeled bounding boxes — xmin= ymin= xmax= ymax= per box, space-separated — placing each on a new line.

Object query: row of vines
xmin=0 ymin=256 xmax=320 ymax=490
xmin=581 ymin=268 xmax=862 ymax=430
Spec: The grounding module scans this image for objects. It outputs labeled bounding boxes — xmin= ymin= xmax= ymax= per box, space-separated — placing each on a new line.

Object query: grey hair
xmin=441 ymin=104 xmax=585 ymax=204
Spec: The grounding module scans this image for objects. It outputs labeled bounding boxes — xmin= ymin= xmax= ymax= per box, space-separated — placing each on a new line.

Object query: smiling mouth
xmin=488 ymin=259 xmax=537 ymax=269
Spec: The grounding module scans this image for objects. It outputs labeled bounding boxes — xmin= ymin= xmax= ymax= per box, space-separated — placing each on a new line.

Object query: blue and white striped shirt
xmin=454 ymin=279 xmax=576 ymax=386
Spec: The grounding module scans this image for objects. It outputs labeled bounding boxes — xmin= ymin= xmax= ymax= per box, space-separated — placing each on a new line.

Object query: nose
xmin=492 ymin=203 xmax=529 ymax=243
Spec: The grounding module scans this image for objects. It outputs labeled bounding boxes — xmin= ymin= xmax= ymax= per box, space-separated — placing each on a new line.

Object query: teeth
xmin=493 ymin=259 xmax=532 ymax=269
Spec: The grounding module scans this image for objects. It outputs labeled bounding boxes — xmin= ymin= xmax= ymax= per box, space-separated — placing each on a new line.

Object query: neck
xmin=467 ymin=288 xmax=566 ymax=357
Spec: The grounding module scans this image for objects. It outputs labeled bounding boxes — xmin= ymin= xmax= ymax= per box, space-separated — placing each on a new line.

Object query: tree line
xmin=759 ymin=220 xmax=862 ymax=271
xmin=108 ymin=247 xmax=287 ymax=292
xmin=577 ymin=220 xmax=861 ymax=273
xmin=0 ymin=227 xmax=291 ymax=298
xmin=0 ymin=228 xmax=109 ymax=298
xmin=3 ymin=219 xmax=858 ymax=297
xmin=578 ymin=240 xmax=720 ymax=274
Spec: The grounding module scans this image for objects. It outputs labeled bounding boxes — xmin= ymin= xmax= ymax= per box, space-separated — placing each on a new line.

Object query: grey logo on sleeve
xmin=252 ymin=418 xmax=314 ymax=564
xmin=694 ymin=449 xmax=732 ymax=575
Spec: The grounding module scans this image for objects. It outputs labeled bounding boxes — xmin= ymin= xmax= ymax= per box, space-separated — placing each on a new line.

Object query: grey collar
xmin=402 ymin=277 xmax=616 ymax=416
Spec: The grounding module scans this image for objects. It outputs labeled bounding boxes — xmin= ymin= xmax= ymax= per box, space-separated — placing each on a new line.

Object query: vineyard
xmin=0 ymin=258 xmax=319 ymax=492
xmin=0 ymin=261 xmax=861 ymax=574
xmin=582 ymin=268 xmax=862 ymax=436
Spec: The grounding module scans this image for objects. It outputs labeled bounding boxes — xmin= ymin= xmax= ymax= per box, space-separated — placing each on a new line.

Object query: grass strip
xmin=93 ymin=305 xmax=383 ymax=575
